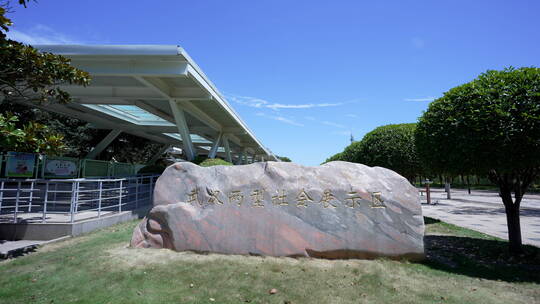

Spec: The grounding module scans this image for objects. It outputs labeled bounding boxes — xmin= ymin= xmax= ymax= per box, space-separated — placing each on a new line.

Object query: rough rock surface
xmin=131 ymin=161 xmax=424 ymax=260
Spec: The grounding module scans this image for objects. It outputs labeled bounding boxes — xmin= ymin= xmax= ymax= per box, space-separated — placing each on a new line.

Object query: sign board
xmin=81 ymin=159 xmax=111 ymax=178
xmin=43 ymin=156 xmax=79 ymax=178
xmin=5 ymin=152 xmax=36 ymax=178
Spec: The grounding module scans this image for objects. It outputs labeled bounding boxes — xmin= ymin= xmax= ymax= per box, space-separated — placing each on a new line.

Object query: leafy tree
xmin=322 ymin=152 xmax=344 ymax=164
xmin=1 ymin=101 xmax=97 ymax=155
xmin=277 ymin=156 xmax=292 ymax=162
xmin=331 ymin=124 xmax=421 ymax=180
xmin=340 ymin=141 xmax=363 ymax=163
xmin=0 ymin=0 xmax=90 ymax=156
xmin=0 ymin=112 xmax=66 ymax=154
xmin=355 ymin=124 xmax=421 ymax=181
xmin=415 ymin=67 xmax=540 ymax=253
xmin=1 ymin=1 xmax=90 ymax=103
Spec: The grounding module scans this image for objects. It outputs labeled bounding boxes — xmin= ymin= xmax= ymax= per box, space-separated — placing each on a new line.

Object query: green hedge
xmin=199 ymin=158 xmax=233 ymax=167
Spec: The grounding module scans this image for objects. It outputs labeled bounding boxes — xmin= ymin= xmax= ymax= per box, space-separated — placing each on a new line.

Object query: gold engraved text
xmin=207 ymin=189 xmax=224 ymax=205
xmin=319 ymin=189 xmax=337 ymax=208
xmin=371 ymin=192 xmax=386 ymax=208
xmin=272 ymin=190 xmax=289 ymax=206
xmin=187 ymin=188 xmax=200 ymax=205
xmin=296 ymin=188 xmax=314 ymax=208
xmin=228 ymin=190 xmax=244 ymax=206
xmin=345 ymin=191 xmax=362 ymax=208
xmin=251 ymin=189 xmax=265 ymax=207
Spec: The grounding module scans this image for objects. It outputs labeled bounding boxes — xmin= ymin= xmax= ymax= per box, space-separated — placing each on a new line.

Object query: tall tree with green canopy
xmin=325 ymin=124 xmax=421 ymax=180
xmin=354 ymin=123 xmax=421 ymax=181
xmin=0 ymin=1 xmax=90 ymax=155
xmin=1 ymin=1 xmax=90 ymax=104
xmin=340 ymin=141 xmax=363 ymax=163
xmin=322 ymin=151 xmax=344 ymax=164
xmin=415 ymin=67 xmax=540 ymax=254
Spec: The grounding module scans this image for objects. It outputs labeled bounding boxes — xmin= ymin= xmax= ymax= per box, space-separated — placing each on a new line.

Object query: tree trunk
xmin=501 ymin=190 xmax=523 ymax=254
xmin=488 ymin=168 xmax=540 ymax=254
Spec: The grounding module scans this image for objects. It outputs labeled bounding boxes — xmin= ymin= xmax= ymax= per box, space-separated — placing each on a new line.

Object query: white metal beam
xmin=208 ymin=132 xmax=223 ymax=159
xmin=46 ymin=103 xmax=175 ymax=144
xmin=168 ymin=100 xmax=196 ymax=161
xmin=148 ymin=144 xmax=170 ymax=164
xmin=72 ymin=60 xmax=189 ymax=77
xmin=175 ymin=100 xmax=222 ymax=131
xmin=133 ymin=100 xmax=175 ymax=122
xmin=85 ymin=129 xmax=122 ymax=159
xmin=242 ymin=150 xmax=248 ymax=165
xmin=223 ymin=135 xmax=232 ymax=163
xmin=135 ymin=76 xmax=171 ymax=99
xmin=60 ymin=85 xmax=162 ymax=100
xmin=251 ymin=152 xmax=257 ymax=163
xmin=236 ymin=153 xmax=243 ymax=165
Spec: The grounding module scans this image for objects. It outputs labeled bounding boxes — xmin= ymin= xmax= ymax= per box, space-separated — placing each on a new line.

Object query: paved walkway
xmin=421 ymin=188 xmax=540 ymax=247
xmin=0 ymin=240 xmax=45 ymax=258
xmin=0 ymin=210 xmax=117 ymax=223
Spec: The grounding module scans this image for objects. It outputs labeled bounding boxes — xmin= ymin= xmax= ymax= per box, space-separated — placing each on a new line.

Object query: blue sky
xmin=7 ymin=1 xmax=540 ymax=165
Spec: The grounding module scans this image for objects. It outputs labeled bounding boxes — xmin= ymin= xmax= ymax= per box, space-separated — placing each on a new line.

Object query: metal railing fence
xmin=0 ymin=174 xmax=159 ymax=224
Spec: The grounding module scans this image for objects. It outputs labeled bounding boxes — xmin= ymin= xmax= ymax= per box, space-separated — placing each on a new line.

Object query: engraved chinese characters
xmin=186 ymin=187 xmax=385 ymax=210
xmin=131 ymin=161 xmax=425 ymax=260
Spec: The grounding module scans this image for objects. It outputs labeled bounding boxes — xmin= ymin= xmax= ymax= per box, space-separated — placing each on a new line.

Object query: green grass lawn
xmin=0 ymin=217 xmax=539 ymax=304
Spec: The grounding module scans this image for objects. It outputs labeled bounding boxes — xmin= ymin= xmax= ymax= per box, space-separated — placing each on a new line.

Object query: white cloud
xmin=255 ymin=112 xmax=304 ymax=127
xmin=7 ymin=24 xmax=80 ymax=45
xmin=345 ymin=114 xmax=358 ymax=118
xmin=404 ymin=96 xmax=435 ymax=102
xmin=227 ymin=94 xmax=345 ymax=110
xmin=229 ymin=93 xmax=358 ymax=129
xmin=267 ymin=102 xmax=344 ymax=110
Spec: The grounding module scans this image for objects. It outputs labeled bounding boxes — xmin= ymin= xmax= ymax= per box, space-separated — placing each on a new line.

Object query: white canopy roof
xmin=32 ymin=44 xmax=277 ymax=161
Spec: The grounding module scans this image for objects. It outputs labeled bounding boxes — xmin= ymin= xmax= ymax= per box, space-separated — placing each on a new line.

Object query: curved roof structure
xmin=33 ymin=44 xmax=277 ymax=162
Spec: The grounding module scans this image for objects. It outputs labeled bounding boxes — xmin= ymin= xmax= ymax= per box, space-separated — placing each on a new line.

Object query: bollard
xmin=445 ymin=182 xmax=451 ymax=199
xmin=424 ymin=179 xmax=432 ymax=204
xmin=426 ymin=183 xmax=431 ymax=204
xmin=42 ymin=182 xmax=49 ymax=223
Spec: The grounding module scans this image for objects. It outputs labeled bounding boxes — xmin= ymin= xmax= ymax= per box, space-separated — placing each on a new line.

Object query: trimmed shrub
xmin=199 ymin=158 xmax=233 ymax=167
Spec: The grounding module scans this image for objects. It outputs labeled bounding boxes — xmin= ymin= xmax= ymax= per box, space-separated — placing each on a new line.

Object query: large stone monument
xmin=131 ymin=161 xmax=424 ymax=260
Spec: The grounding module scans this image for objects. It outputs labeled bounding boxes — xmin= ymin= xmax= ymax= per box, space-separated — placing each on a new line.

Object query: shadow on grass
xmin=424 ymin=217 xmax=442 ymax=225
xmin=421 ymin=217 xmax=540 ymax=283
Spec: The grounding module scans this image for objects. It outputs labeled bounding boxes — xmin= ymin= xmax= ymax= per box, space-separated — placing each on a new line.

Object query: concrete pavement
xmin=421 ymin=188 xmax=540 ymax=247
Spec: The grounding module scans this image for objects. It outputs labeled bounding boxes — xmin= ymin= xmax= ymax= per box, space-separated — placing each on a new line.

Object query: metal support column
xmin=223 ymin=135 xmax=233 ymax=163
xmin=208 ymin=132 xmax=223 ymax=159
xmin=85 ymin=129 xmax=122 ymax=159
xmin=242 ymin=151 xmax=248 ymax=164
xmin=168 ymin=100 xmax=196 ymax=161
xmin=148 ymin=144 xmax=170 ymax=165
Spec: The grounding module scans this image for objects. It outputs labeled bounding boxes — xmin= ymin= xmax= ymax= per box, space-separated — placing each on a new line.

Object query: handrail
xmin=0 ymin=174 xmax=159 ymax=223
